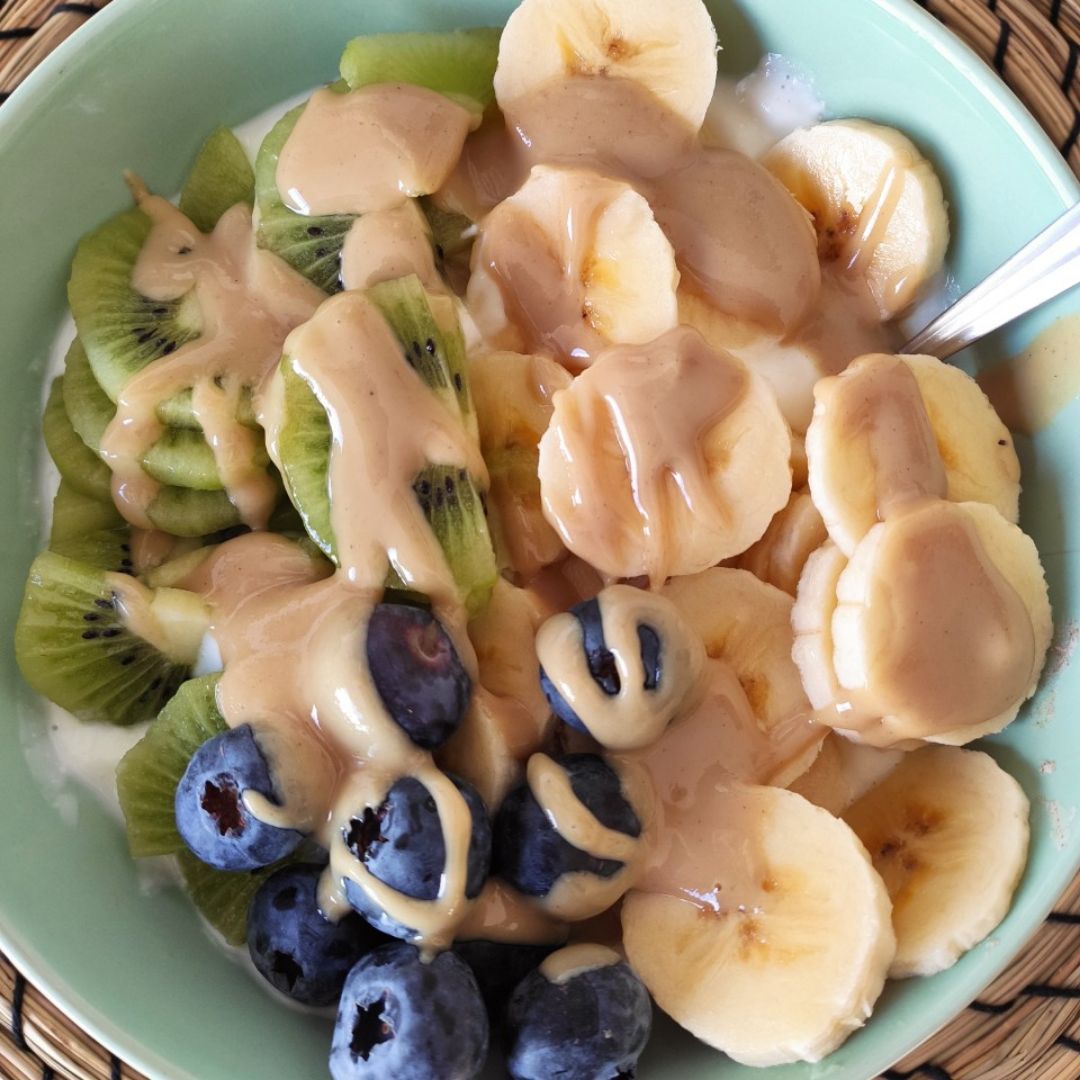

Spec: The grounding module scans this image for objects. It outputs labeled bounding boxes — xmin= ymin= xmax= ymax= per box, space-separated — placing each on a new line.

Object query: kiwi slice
xmin=421 ymin=197 xmax=476 ymax=263
xmin=62 ymin=338 xmax=114 ymax=452
xmin=116 ymin=674 xmax=225 ymax=856
xmin=255 ymin=104 xmax=355 ymax=293
xmin=68 ymin=206 xmax=202 ymax=401
xmin=141 ymin=428 xmax=226 ymax=491
xmin=146 ymin=486 xmax=241 ymax=537
xmin=275 ymin=276 xmax=496 ymax=614
xmin=179 ymin=127 xmax=255 ymax=235
xmin=338 ymin=28 xmax=501 ymax=115
xmin=155 ymin=385 xmax=258 ymax=431
xmin=49 ymin=481 xmax=125 ymax=546
xmin=42 ymin=377 xmax=113 ymax=503
xmin=178 ymin=851 xmax=300 ymax=947
xmin=14 ymin=550 xmax=197 ymax=726
xmin=50 ymin=527 xmax=135 ymax=575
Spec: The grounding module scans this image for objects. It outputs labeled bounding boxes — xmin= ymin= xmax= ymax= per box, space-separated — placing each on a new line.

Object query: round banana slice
xmin=469 ymin=351 xmax=572 ymax=578
xmin=538 ymin=326 xmax=792 ymax=584
xmin=806 ymin=352 xmax=1020 ymax=557
xmin=843 ymin=746 xmax=1030 ymax=978
xmin=832 ymin=500 xmax=1051 ymax=747
xmin=467 ymin=165 xmax=679 ymax=367
xmin=652 ymin=568 xmax=825 ymax=788
xmin=738 ymin=489 xmax=828 ymax=597
xmin=763 ymin=119 xmax=949 ymax=319
xmin=624 ymin=782 xmax=895 ymax=1067
xmin=493 ymin=0 xmax=719 ymax=131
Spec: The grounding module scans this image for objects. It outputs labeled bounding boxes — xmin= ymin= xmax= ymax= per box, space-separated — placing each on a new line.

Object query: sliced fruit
xmin=254 ymin=103 xmax=355 ymax=293
xmin=62 ymin=337 xmax=114 ymax=453
xmin=68 ymin=205 xmax=202 ymax=400
xmin=50 ymin=527 xmax=134 ymax=575
xmin=466 ymin=165 xmax=679 ymax=366
xmin=763 ymin=120 xmax=949 ymax=319
xmin=493 ymin=0 xmax=718 ymax=131
xmin=14 ymin=551 xmax=203 ymax=726
xmin=116 ymin=674 xmax=225 ymax=856
xmin=145 ymin=485 xmax=242 ymax=538
xmin=807 ymin=352 xmax=1020 ymax=556
xmin=179 ymin=126 xmax=255 ymax=234
xmin=469 ymin=351 xmax=570 ymax=578
xmin=738 ymin=489 xmax=827 ymax=597
xmin=649 ymin=568 xmax=825 ymax=790
xmin=787 ymin=734 xmax=903 ymax=817
xmin=42 ymin=377 xmax=112 ymax=503
xmin=843 ymin=746 xmax=1029 ymax=978
xmin=421 ymin=196 xmax=476 ymax=261
xmin=538 ymin=327 xmax=791 ymax=583
xmin=141 ymin=427 xmax=267 ymax=492
xmin=48 ymin=482 xmax=124 ymax=547
xmin=830 ymin=501 xmax=1051 ymax=747
xmin=339 ymin=28 xmax=501 ymax=115
xmin=624 ymin=782 xmax=894 ymax=1067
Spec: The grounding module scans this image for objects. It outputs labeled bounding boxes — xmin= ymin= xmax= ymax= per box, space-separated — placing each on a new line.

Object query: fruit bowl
xmin=1 ymin=0 xmax=1078 ymax=1077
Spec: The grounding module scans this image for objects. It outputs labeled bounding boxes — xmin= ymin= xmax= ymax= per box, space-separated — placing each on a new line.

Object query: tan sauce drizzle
xmin=276 ymin=85 xmax=475 ymax=217
xmin=857 ymin=500 xmax=1037 ymax=734
xmin=979 ymin=314 xmax=1080 ymax=434
xmin=539 ymin=943 xmax=621 ymax=985
xmin=456 ymin=879 xmax=568 ymax=946
xmin=825 ymin=354 xmax=947 ymax=519
xmin=100 ymin=189 xmax=321 ymax=530
xmin=540 ymin=327 xmax=749 ymax=587
xmin=339 ymin=200 xmax=443 ymax=294
xmin=535 ymin=585 xmax=705 ymax=751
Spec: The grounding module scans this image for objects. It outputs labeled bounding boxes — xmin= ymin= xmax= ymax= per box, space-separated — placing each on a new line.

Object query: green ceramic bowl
xmin=1 ymin=0 xmax=1077 ymax=1077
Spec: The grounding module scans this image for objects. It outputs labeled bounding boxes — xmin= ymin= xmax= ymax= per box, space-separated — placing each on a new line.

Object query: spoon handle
xmin=902 ymin=201 xmax=1080 ymax=359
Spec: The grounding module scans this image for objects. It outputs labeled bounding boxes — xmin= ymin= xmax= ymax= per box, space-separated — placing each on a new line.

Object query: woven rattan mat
xmin=2 ymin=0 xmax=1079 ymax=1077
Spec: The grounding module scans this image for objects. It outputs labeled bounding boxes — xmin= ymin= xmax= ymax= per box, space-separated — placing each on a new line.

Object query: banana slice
xmin=787 ymin=734 xmax=903 ymax=817
xmin=466 ymin=165 xmax=679 ymax=367
xmin=647 ymin=568 xmax=825 ymax=790
xmin=806 ymin=352 xmax=1020 ymax=557
xmin=623 ymin=782 xmax=894 ymax=1066
xmin=843 ymin=746 xmax=1029 ymax=978
xmin=738 ymin=490 xmax=827 ymax=597
xmin=469 ymin=351 xmax=572 ymax=578
xmin=493 ymin=0 xmax=719 ymax=131
xmin=763 ymin=119 xmax=949 ymax=319
xmin=538 ymin=326 xmax=792 ymax=583
xmin=831 ymin=500 xmax=1051 ymax=747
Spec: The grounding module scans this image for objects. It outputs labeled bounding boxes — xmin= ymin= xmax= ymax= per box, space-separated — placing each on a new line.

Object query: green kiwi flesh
xmin=62 ymin=338 xmax=114 ymax=452
xmin=49 ymin=482 xmax=125 ymax=546
xmin=68 ymin=206 xmax=202 ymax=401
xmin=275 ymin=276 xmax=496 ymax=613
xmin=179 ymin=127 xmax=255 ymax=234
xmin=42 ymin=377 xmax=113 ymax=502
xmin=116 ymin=673 xmax=225 ymax=856
xmin=255 ymin=104 xmax=355 ymax=293
xmin=338 ymin=28 xmax=501 ymax=115
xmin=146 ymin=486 xmax=241 ymax=537
xmin=15 ymin=551 xmax=192 ymax=726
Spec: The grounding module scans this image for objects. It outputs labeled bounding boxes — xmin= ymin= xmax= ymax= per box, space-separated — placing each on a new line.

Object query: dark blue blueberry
xmin=494 ymin=754 xmax=640 ymax=898
xmin=343 ymin=773 xmax=491 ymax=941
xmin=366 ymin=603 xmax=471 ymax=750
xmin=506 ymin=956 xmax=652 ymax=1080
xmin=247 ymin=864 xmax=388 ymax=1006
xmin=329 ymin=942 xmax=489 ymax=1080
xmin=539 ymin=599 xmax=663 ymax=734
xmin=174 ymin=724 xmax=303 ymax=871
xmin=454 ymin=938 xmax=559 ymax=1021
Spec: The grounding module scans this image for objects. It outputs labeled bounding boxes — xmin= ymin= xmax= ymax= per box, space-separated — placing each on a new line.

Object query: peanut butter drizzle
xmin=275 ymin=85 xmax=475 ymax=217
xmin=539 ymin=942 xmax=621 ymax=984
xmin=100 ymin=188 xmax=322 ymax=530
xmin=539 ymin=326 xmax=750 ymax=587
xmin=823 ymin=353 xmax=947 ymax=520
xmin=339 ymin=200 xmax=443 ymax=294
xmin=854 ymin=500 xmax=1037 ymax=735
xmin=535 ymin=585 xmax=705 ymax=751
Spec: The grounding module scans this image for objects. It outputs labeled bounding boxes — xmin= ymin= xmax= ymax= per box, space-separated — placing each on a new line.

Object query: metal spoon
xmin=902 ymin=201 xmax=1080 ymax=359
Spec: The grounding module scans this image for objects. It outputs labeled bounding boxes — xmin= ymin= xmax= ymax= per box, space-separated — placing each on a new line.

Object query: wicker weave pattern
xmin=1 ymin=0 xmax=1079 ymax=1077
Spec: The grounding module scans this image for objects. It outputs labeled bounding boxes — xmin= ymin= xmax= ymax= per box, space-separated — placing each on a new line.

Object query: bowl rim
xmin=1 ymin=0 xmax=1078 ymax=1076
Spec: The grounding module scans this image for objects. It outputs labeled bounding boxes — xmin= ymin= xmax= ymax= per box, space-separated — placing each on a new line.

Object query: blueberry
xmin=366 ymin=603 xmax=471 ymax=750
xmin=454 ymin=938 xmax=558 ymax=1021
xmin=539 ymin=599 xmax=662 ymax=734
xmin=494 ymin=754 xmax=640 ymax=898
xmin=506 ymin=957 xmax=652 ymax=1080
xmin=329 ymin=942 xmax=489 ymax=1080
xmin=342 ymin=773 xmax=491 ymax=940
xmin=247 ymin=864 xmax=388 ymax=1006
xmin=174 ymin=724 xmax=303 ymax=871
